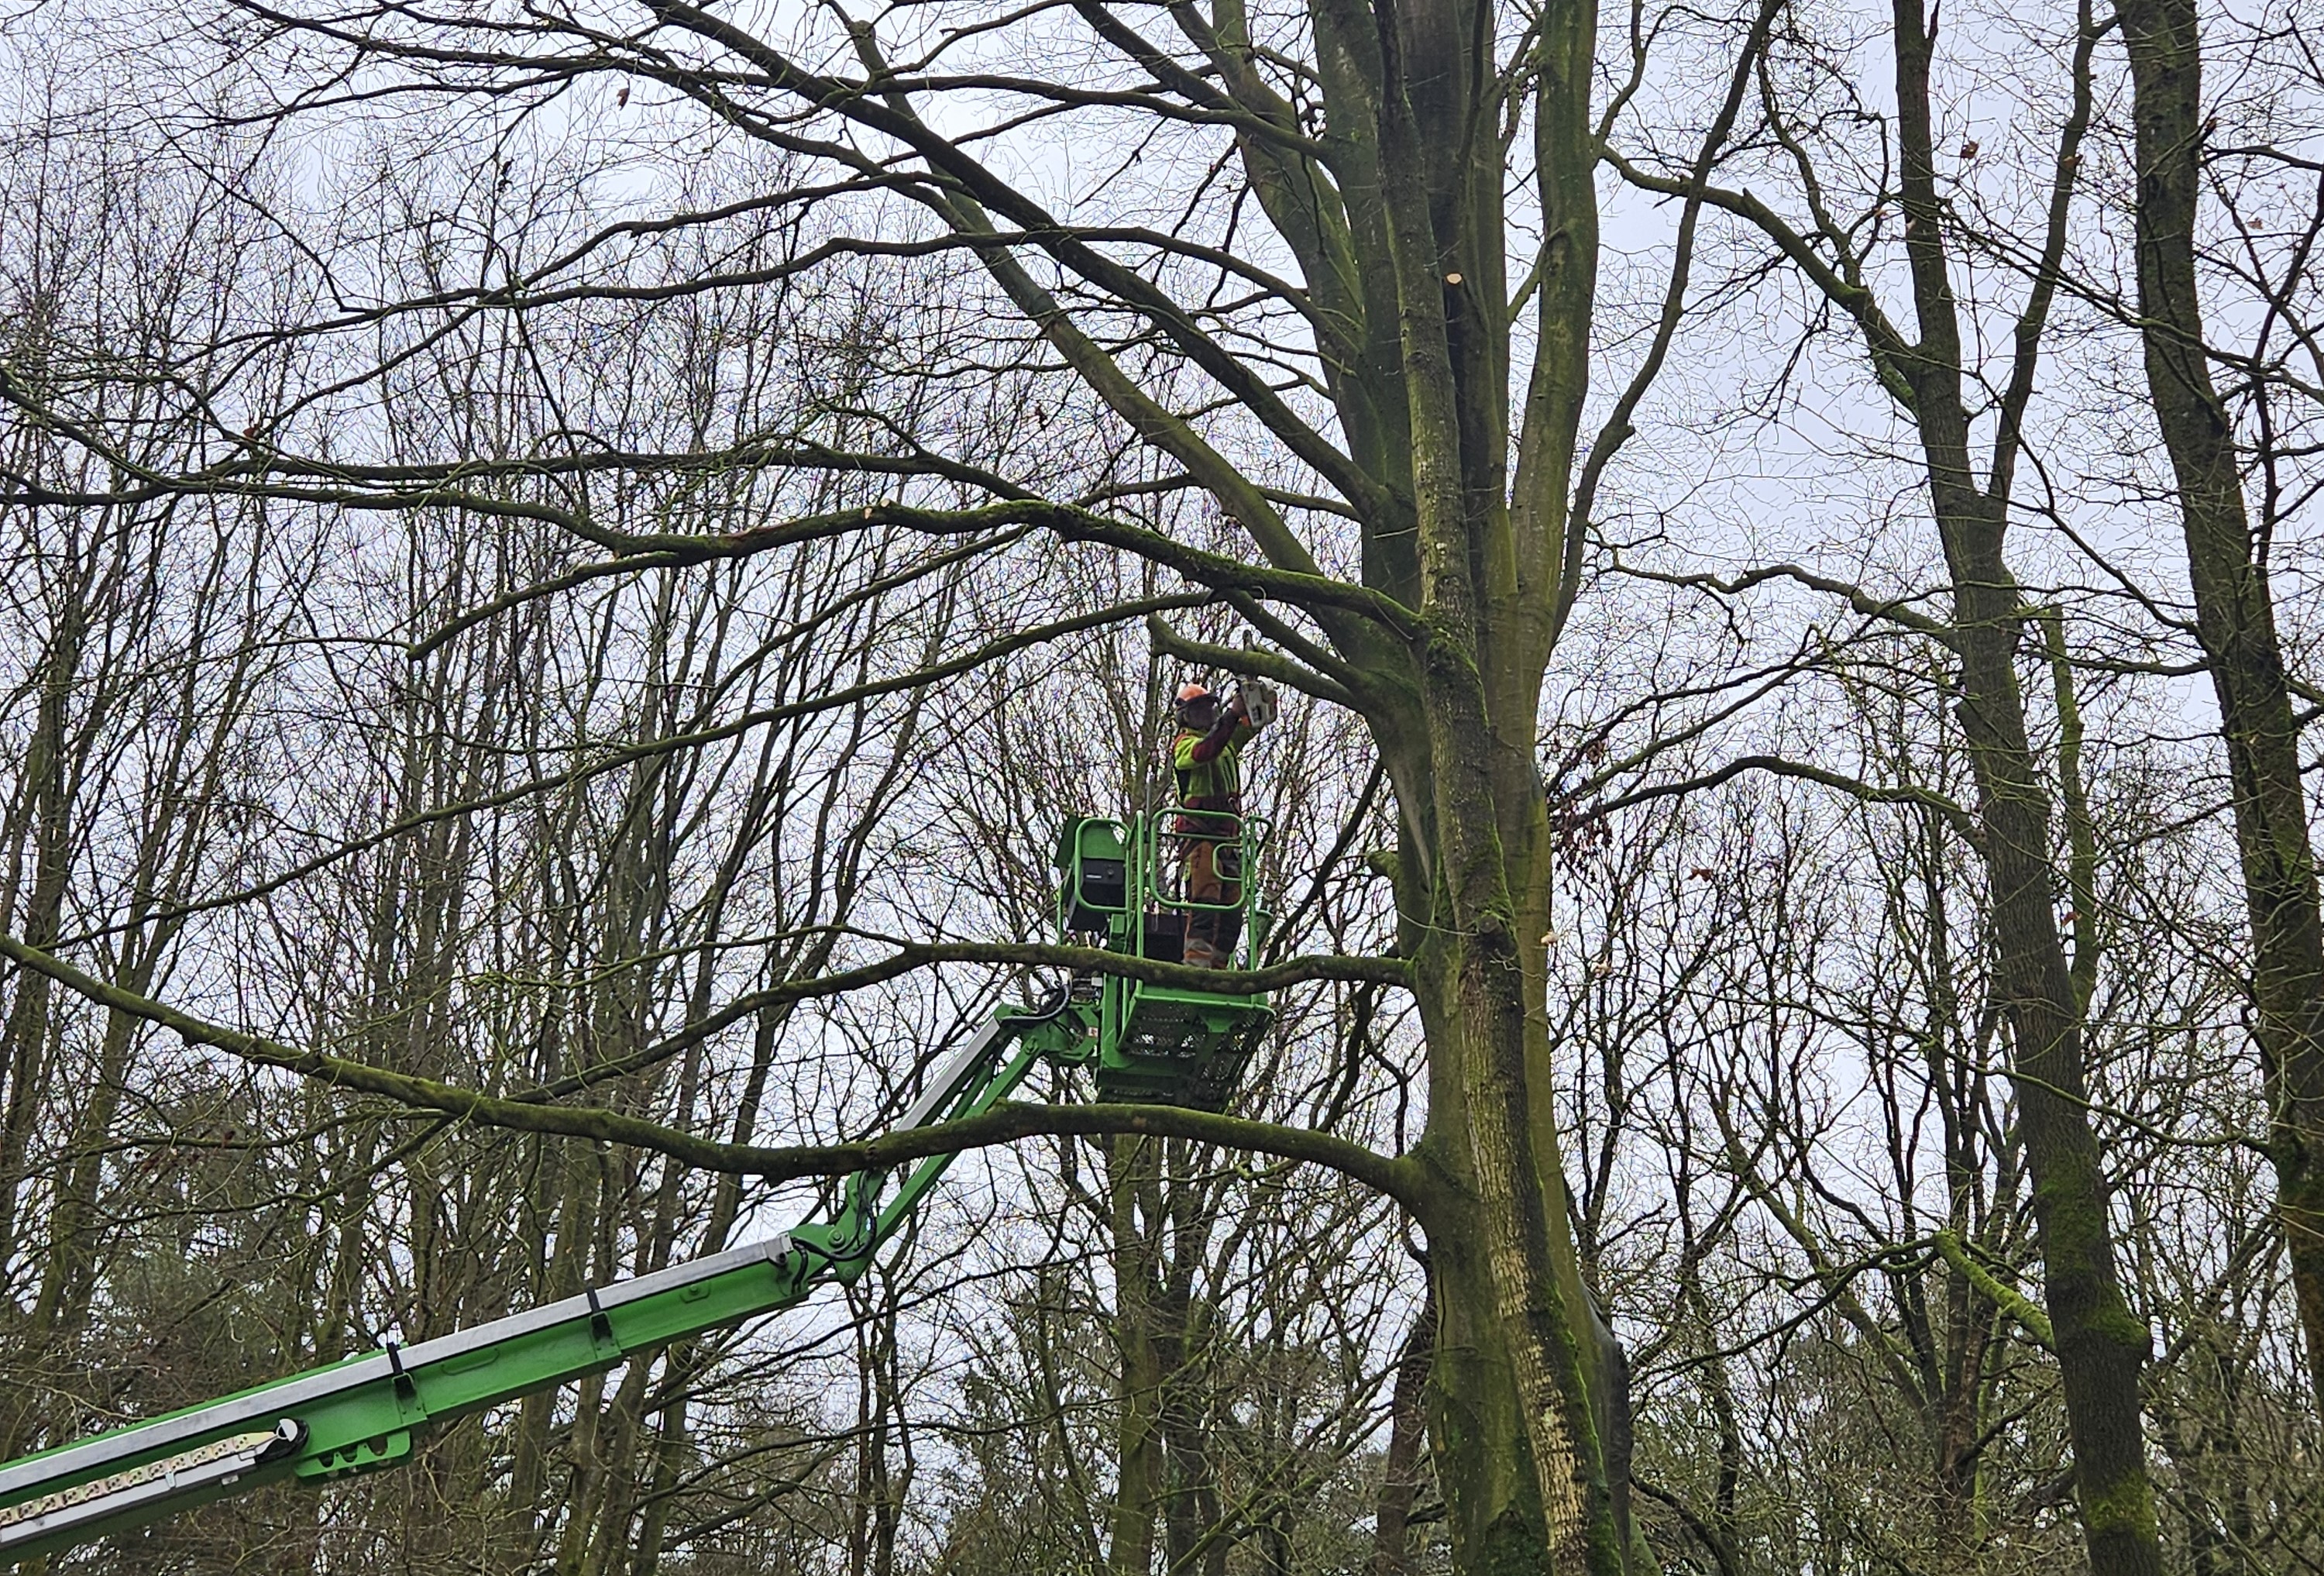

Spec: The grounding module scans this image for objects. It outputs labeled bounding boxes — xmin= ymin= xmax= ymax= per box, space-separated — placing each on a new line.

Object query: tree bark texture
xmin=1116 ymin=0 xmax=1633 ymax=1557
xmin=2116 ymin=0 xmax=2324 ymax=1417
xmin=1885 ymin=4 xmax=2165 ymax=1570
xmin=1346 ymin=0 xmax=1633 ymax=1561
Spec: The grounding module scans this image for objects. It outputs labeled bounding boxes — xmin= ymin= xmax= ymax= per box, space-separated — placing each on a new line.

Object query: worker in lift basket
xmin=1171 ymin=679 xmax=1266 ymax=969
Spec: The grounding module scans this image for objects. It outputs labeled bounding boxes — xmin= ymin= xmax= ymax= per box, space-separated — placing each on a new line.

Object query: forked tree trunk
xmin=1330 ymin=0 xmax=1635 ymax=1554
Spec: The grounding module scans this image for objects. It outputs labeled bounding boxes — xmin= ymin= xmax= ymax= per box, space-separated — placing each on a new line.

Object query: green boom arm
xmin=0 ymin=998 xmax=1086 ymax=1564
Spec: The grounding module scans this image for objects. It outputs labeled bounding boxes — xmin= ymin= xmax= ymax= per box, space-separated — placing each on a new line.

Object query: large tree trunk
xmin=1338 ymin=0 xmax=1635 ymax=1554
xmin=2116 ymin=0 xmax=2324 ymax=1416
xmin=1394 ymin=740 xmax=1634 ymax=1576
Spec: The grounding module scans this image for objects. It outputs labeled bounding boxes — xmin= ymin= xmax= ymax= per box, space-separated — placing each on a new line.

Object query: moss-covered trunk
xmin=1937 ymin=494 xmax=2162 ymax=1576
xmin=1341 ymin=0 xmax=1627 ymax=1557
xmin=2116 ymin=0 xmax=2324 ymax=1417
xmin=1376 ymin=683 xmax=1631 ymax=1576
xmin=1844 ymin=5 xmax=2169 ymax=1567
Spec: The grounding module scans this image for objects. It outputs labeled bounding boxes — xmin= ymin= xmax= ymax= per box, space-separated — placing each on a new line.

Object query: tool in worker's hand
xmin=1231 ymin=676 xmax=1277 ymax=729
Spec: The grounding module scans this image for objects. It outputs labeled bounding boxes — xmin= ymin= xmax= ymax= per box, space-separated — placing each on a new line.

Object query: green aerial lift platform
xmin=0 ymin=812 xmax=1270 ymax=1564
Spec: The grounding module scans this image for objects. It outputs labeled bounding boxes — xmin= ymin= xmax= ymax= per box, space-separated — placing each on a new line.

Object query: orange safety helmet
xmin=1176 ymin=680 xmax=1211 ymax=704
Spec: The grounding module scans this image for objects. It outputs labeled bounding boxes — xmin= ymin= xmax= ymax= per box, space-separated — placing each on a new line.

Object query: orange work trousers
xmin=1179 ymin=838 xmax=1243 ymax=969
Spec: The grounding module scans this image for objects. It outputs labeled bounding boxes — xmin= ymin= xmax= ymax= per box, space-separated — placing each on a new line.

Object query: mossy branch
xmin=0 ymin=931 xmax=1428 ymax=1211
xmin=1932 ymin=1229 xmax=2056 ymax=1351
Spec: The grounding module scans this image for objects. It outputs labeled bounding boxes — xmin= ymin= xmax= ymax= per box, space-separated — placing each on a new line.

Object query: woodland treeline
xmin=0 ymin=0 xmax=2319 ymax=1567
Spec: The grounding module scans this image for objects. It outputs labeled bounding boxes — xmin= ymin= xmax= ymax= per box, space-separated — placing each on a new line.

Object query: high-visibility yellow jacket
xmin=1174 ymin=717 xmax=1253 ymax=824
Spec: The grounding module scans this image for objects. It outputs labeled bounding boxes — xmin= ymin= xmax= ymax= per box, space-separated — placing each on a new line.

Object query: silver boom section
xmin=0 ymin=1237 xmax=792 ymax=1510
xmin=893 ymin=1011 xmax=1023 ymax=1133
xmin=0 ymin=1422 xmax=304 ymax=1550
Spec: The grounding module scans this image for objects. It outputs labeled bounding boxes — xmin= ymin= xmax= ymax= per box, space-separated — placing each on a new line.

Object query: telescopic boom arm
xmin=0 ymin=1000 xmax=1082 ymax=1564
xmin=0 ymin=806 xmax=1276 ymax=1565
